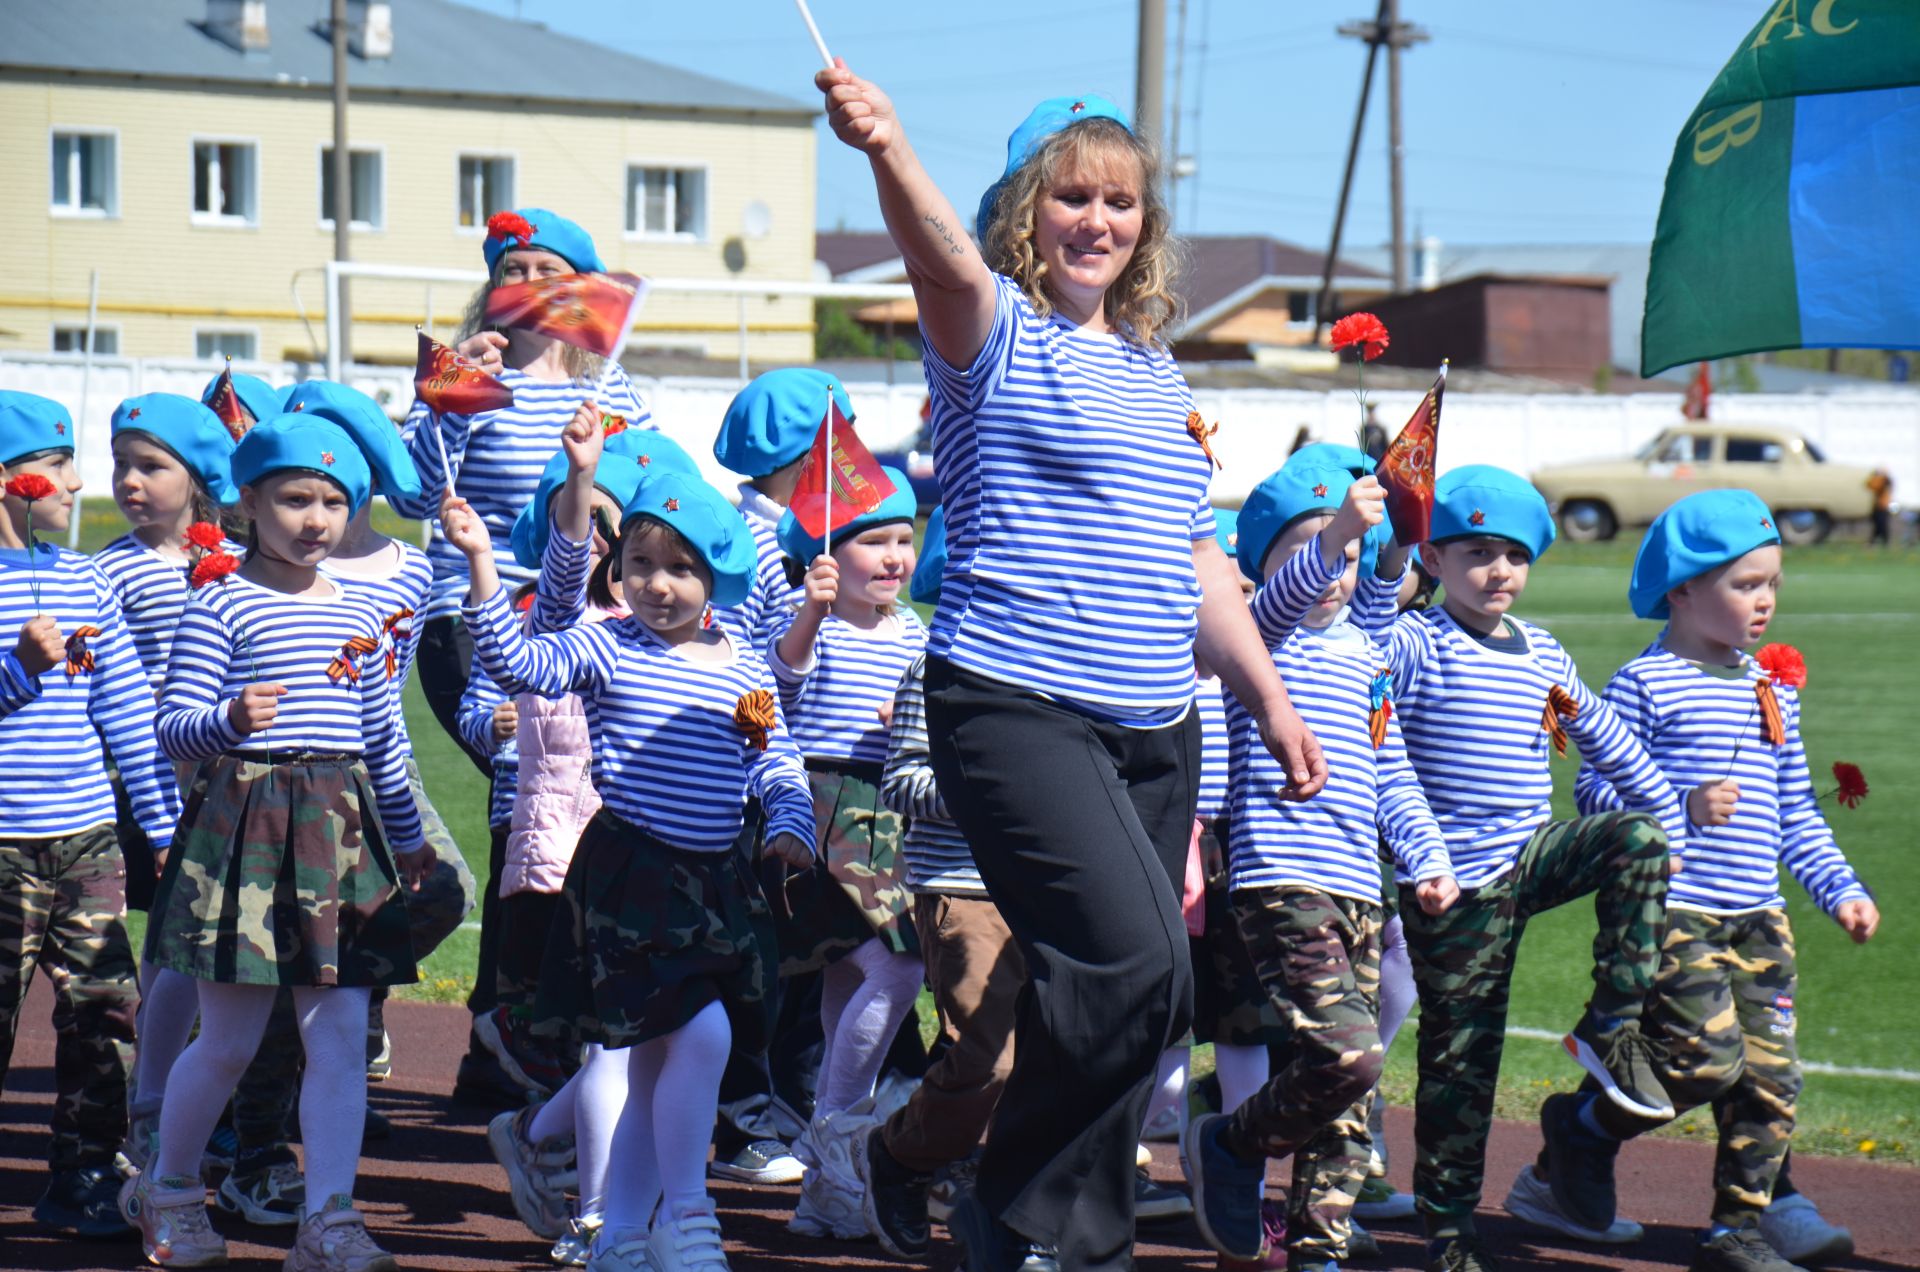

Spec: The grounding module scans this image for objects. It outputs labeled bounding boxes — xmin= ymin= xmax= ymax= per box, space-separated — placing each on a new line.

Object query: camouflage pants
xmin=1221 ymin=888 xmax=1385 ymax=1263
xmin=1399 ymin=810 xmax=1668 ymax=1234
xmin=0 ymin=824 xmax=137 ymax=1170
xmin=1595 ymin=907 xmax=1800 ymax=1227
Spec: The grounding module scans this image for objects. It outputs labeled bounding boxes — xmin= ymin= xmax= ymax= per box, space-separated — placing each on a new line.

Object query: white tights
xmin=815 ymin=938 xmax=925 ymax=1118
xmin=131 ymin=964 xmax=199 ymax=1111
xmin=530 ymin=1042 xmax=627 ymax=1222
xmin=600 ymin=1000 xmax=731 ymax=1240
xmin=1146 ymin=1044 xmax=1189 ymax=1133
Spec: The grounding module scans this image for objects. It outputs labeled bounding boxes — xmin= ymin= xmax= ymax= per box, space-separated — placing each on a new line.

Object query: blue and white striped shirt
xmin=392 ymin=365 xmax=650 ymax=621
xmin=1228 ymin=541 xmax=1447 ymax=898
xmin=0 ymin=546 xmax=182 ymax=846
xmin=734 ymin=485 xmax=804 ymax=652
xmin=1195 ymin=676 xmax=1230 ymax=823
xmin=923 ymin=273 xmax=1216 ymax=723
xmin=455 ymin=662 xmax=519 ymax=829
xmin=1370 ymin=606 xmax=1684 ymax=887
xmin=320 ymin=539 xmax=433 ymax=754
xmin=881 ymin=653 xmax=985 ymax=897
xmin=94 ymin=532 xmax=245 ymax=692
xmin=1576 ymin=642 xmax=1868 ymax=917
xmin=770 ymin=609 xmax=927 ymax=767
xmin=157 ymin=575 xmax=424 ymax=854
xmin=463 ymin=587 xmax=814 ymax=854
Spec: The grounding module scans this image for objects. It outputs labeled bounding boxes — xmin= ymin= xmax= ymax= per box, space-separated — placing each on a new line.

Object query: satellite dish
xmin=722 ymin=237 xmax=748 ymax=273
xmin=743 ymin=199 xmax=773 ymax=241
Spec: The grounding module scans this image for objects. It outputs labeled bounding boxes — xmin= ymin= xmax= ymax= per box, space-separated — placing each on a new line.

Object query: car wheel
xmin=1558 ymin=500 xmax=1617 ymax=543
xmin=1776 ymin=509 xmax=1831 ymax=546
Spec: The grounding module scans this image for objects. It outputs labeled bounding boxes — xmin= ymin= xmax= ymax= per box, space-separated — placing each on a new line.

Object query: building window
xmin=458 ymin=155 xmax=514 ymax=229
xmin=52 ymin=326 xmax=119 ymax=355
xmin=192 ymin=140 xmax=258 ymax=224
xmin=196 ymin=330 xmax=257 ymax=361
xmin=320 ymin=148 xmax=384 ymax=230
xmin=626 ymin=166 xmax=706 ymax=240
xmin=1285 ymin=291 xmax=1317 ymax=325
xmin=51 ymin=131 xmax=117 ymax=216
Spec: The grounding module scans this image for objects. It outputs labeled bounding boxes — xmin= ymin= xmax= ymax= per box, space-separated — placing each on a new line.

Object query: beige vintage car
xmin=1531 ymin=423 xmax=1875 ymax=545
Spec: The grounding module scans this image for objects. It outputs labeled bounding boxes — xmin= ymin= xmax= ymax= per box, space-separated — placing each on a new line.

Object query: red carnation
xmin=1329 ymin=313 xmax=1391 ymax=362
xmin=1754 ymin=643 xmax=1807 ymax=690
xmin=1832 ymin=762 xmax=1868 ymax=809
xmin=184 ymin=521 xmax=226 ymax=552
xmin=486 ymin=211 xmax=536 ymax=245
xmin=601 ymin=413 xmax=629 ymax=437
xmin=5 ymin=474 xmax=58 ymax=502
xmin=189 ymin=551 xmax=242 ymax=589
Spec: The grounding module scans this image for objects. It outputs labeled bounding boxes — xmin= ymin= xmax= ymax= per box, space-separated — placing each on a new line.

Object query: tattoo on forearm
xmin=924 ymin=212 xmax=966 ymax=257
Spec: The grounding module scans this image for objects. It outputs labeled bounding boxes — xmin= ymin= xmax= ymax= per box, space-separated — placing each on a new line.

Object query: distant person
xmin=1867 ymin=468 xmax=1893 ymax=545
xmin=1360 ymin=405 xmax=1388 ymax=464
xmin=1287 ymin=424 xmax=1312 ymax=456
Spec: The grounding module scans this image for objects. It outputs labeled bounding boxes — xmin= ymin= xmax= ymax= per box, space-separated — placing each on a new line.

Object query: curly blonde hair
xmin=980 ymin=117 xmax=1183 ymax=347
xmin=457 ymin=255 xmax=607 ymax=384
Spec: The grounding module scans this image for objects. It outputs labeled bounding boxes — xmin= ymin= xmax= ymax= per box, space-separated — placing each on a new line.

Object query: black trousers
xmin=926 ymin=658 xmax=1197 ymax=1271
xmin=467 ymin=822 xmax=510 ymax=1018
xmin=419 ymin=615 xmax=493 ymax=778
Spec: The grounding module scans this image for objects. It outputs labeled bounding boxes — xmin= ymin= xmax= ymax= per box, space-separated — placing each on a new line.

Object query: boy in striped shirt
xmin=1537 ymin=490 xmax=1874 ymax=1272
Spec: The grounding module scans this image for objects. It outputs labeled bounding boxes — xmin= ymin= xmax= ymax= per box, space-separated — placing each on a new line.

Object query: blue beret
xmin=1285 ymin=442 xmax=1376 ymax=478
xmin=482 ymin=207 xmax=605 ymax=276
xmin=509 ymin=450 xmax=649 ymax=570
xmin=1213 ymin=506 xmax=1241 ymax=558
xmin=111 ymin=394 xmax=240 ymax=505
xmin=604 ymin=426 xmax=700 ymax=478
xmin=0 ymin=391 xmax=74 ymax=466
xmin=619 ymin=472 xmax=757 ymax=608
xmin=910 ymin=504 xmax=947 ymax=606
xmin=201 ymin=372 xmax=281 ymax=429
xmin=231 ymin=416 xmax=373 ymax=516
xmin=281 ymin=381 xmax=421 ymax=500
xmin=776 ymin=466 xmax=918 ymax=564
xmin=714 ymin=369 xmax=855 ymax=477
xmin=976 ymin=93 xmax=1133 ymax=240
xmin=1237 ymin=461 xmax=1356 ymax=584
xmin=1629 ymin=489 xmax=1781 ymax=621
xmin=1431 ymin=465 xmax=1555 ymax=561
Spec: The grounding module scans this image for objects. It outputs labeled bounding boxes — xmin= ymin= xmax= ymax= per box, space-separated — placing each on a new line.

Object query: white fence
xmin=5 ymin=352 xmax=1917 ymax=516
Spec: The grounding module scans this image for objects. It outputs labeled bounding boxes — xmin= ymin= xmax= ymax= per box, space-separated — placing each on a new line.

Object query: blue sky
xmin=452 ymin=0 xmax=1766 ymax=252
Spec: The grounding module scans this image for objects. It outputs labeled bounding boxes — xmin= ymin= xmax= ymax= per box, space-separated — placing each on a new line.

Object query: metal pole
xmin=737 ymin=295 xmax=750 ymax=385
xmin=1317 ymin=2 xmax=1387 ymax=337
xmin=69 ymin=268 xmax=100 ymax=548
xmin=1385 ymin=0 xmax=1407 ymax=293
xmin=1135 ymin=0 xmax=1167 ymax=153
xmin=330 ymin=0 xmax=353 ymax=370
xmin=325 ymin=261 xmax=342 ymax=381
xmin=1168 ymin=0 xmax=1190 ymax=204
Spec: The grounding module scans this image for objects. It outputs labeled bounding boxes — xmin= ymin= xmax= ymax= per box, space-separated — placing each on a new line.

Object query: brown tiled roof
xmin=815 ymin=231 xmax=905 ymax=278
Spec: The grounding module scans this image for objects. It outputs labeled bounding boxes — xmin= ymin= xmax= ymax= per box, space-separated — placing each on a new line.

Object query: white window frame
xmin=190 ymin=135 xmax=261 ymax=227
xmin=49 ymin=127 xmax=120 ymax=218
xmin=454 ymin=152 xmax=517 ymax=235
xmin=317 ymin=142 xmax=387 ymax=232
xmin=50 ymin=323 xmax=121 ymax=355
xmin=623 ymin=161 xmax=710 ymax=243
xmin=193 ymin=327 xmax=259 ymax=362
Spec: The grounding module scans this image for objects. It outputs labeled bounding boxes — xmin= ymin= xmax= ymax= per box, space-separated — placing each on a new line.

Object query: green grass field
xmin=83 ymin=502 xmax=1917 ymax=1165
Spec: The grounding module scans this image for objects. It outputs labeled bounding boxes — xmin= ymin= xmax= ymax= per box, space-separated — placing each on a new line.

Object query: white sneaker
xmin=587 ymin=1227 xmax=656 ymax=1272
xmin=1142 ymin=1104 xmax=1183 ymax=1143
xmin=1760 ymin=1193 xmax=1854 ymax=1266
xmin=488 ymin=1105 xmax=574 ymax=1240
xmin=648 ymin=1203 xmax=731 ymax=1271
xmin=787 ymin=1110 xmax=870 ymax=1239
xmin=1502 ymin=1164 xmax=1644 ymax=1244
xmin=551 ymin=1215 xmax=602 ymax=1267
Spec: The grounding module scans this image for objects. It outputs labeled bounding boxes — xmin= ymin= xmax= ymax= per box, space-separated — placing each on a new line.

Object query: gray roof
xmin=2 ymin=0 xmax=814 ymax=117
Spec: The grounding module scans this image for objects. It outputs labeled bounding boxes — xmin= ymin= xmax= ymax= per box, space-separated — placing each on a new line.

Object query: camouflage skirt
xmin=1192 ymin=818 xmax=1289 ymax=1047
xmin=530 ymin=809 xmax=777 ymax=1053
xmin=144 ymin=754 xmax=417 ymax=988
xmin=772 ymin=765 xmax=917 ymax=976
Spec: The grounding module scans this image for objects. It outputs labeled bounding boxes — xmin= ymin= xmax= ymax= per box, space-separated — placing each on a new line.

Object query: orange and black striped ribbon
xmin=1755 ymin=679 xmax=1785 ymax=747
xmin=733 ymin=688 xmax=777 ymax=752
xmin=326 ymin=635 xmax=383 ymax=684
xmin=1541 ymin=684 xmax=1579 ymax=757
xmin=381 ymin=608 xmax=415 ymax=679
xmin=63 ymin=625 xmax=101 ymax=677
xmin=1185 ymin=410 xmax=1224 ymax=471
xmin=1368 ymin=698 xmax=1392 ymax=750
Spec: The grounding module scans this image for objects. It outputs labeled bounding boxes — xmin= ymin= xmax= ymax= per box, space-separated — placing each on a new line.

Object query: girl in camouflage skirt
xmin=122 ymin=416 xmax=432 ymax=1272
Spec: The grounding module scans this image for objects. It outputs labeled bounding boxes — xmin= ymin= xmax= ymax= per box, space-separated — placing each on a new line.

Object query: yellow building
xmin=1 ymin=0 xmax=819 ymax=366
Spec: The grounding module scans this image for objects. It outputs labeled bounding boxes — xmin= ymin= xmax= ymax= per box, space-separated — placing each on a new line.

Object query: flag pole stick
xmin=823 ymin=386 xmax=834 ymax=558
xmin=418 ymin=328 xmax=457 ymax=500
xmin=793 ymin=0 xmax=835 ymax=69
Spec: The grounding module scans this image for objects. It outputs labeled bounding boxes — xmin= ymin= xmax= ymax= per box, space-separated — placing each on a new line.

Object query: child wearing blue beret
xmin=0 ymin=391 xmax=183 ymax=1238
xmin=1527 ymin=489 xmax=1874 ymax=1272
xmin=1352 ymin=464 xmax=1688 ymax=1263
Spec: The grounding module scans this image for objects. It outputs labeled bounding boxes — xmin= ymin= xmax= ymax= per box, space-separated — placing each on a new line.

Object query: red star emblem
xmin=663 ymin=497 xmax=680 ymax=512
xmin=1760 ymin=517 xmax=1772 ymax=529
xmin=1312 ymin=483 xmax=1328 ymax=498
xmin=1070 ymin=101 xmax=1086 ymax=113
xmin=292 ymin=402 xmax=306 ymax=411
xmin=121 ymin=411 xmax=135 ymax=423
xmin=1470 ymin=509 xmax=1487 ymax=526
xmin=321 ymin=451 xmax=336 ymax=466
xmin=639 ymin=454 xmax=652 ymax=467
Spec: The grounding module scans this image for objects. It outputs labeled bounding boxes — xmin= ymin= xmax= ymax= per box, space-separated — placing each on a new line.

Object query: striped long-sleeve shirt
xmin=157 ymin=575 xmax=424 ymax=854
xmin=320 ymin=539 xmax=433 ymax=755
xmin=94 ymin=532 xmax=245 ymax=691
xmin=769 ymin=609 xmax=928 ymax=767
xmin=1194 ymin=675 xmax=1230 ymax=823
xmin=390 ymin=365 xmax=650 ymax=621
xmin=455 ymin=663 xmax=519 ymax=829
xmin=1576 ymin=642 xmax=1868 ymax=916
xmin=463 ymin=587 xmax=814 ymax=854
xmin=0 ymin=546 xmax=182 ymax=846
xmin=1372 ymin=605 xmax=1685 ymax=887
xmin=1228 ymin=540 xmax=1448 ymax=897
xmin=733 ymin=486 xmax=803 ymax=652
xmin=880 ymin=652 xmax=984 ymax=897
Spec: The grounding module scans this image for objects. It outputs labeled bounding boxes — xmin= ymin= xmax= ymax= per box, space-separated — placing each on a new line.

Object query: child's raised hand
xmin=440 ymin=494 xmax=492 ymax=559
xmin=1416 ymin=874 xmax=1461 ymax=916
xmin=491 ymin=699 xmax=519 ymax=744
xmin=1329 ymin=475 xmax=1387 ymax=549
xmin=227 ymin=683 xmax=286 ymax=735
xmin=455 ymin=331 xmax=507 ymax=377
xmin=764 ymin=832 xmax=815 ymax=870
xmin=802 ymin=554 xmax=839 ymax=610
xmin=876 ymin=697 xmax=896 ymax=730
xmin=1836 ymin=898 xmax=1880 ymax=944
xmin=12 ymin=615 xmax=65 ymax=678
xmin=562 ymin=401 xmax=605 ymax=472
xmin=816 ymin=61 xmax=899 ymax=156
xmin=1687 ymin=779 xmax=1740 ymax=827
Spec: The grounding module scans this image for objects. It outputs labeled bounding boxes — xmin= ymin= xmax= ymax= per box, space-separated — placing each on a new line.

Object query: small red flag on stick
xmin=787 ymin=391 xmax=896 ymax=546
xmin=1682 ymin=361 xmax=1712 ymax=420
xmin=205 ymin=361 xmax=255 ymax=442
xmin=414 ymin=331 xmax=514 ymax=417
xmin=484 ymin=271 xmax=651 ymax=360
xmin=1378 ymin=361 xmax=1446 ymax=546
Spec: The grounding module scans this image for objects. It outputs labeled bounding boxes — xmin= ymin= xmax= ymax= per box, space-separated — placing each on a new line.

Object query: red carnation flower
xmin=4 ymin=474 xmax=58 ymax=502
xmin=184 ymin=521 xmax=226 ymax=552
xmin=601 ymin=413 xmax=629 ymax=437
xmin=1329 ymin=313 xmax=1391 ymax=362
xmin=1832 ymin=762 xmax=1868 ymax=809
xmin=189 ymin=551 xmax=242 ymax=589
xmin=486 ymin=211 xmax=537 ymax=245
xmin=1754 ymin=643 xmax=1807 ymax=690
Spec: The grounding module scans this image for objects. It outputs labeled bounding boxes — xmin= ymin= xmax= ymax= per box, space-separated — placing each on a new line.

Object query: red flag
xmin=205 ymin=364 xmax=255 ymax=442
xmin=787 ymin=393 xmax=897 ymax=543
xmin=1682 ymin=361 xmax=1711 ymax=420
xmin=483 ymin=271 xmax=650 ymax=359
xmin=413 ymin=331 xmax=514 ymax=417
xmin=1378 ymin=362 xmax=1446 ymax=546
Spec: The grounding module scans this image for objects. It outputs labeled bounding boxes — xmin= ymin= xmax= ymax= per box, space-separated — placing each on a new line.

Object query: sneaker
xmin=1184 ymin=1112 xmax=1270 ymax=1262
xmin=120 ymin=1171 xmax=228 ymax=1268
xmin=926 ymin=1154 xmax=977 ymax=1224
xmin=947 ymin=1189 xmax=1058 ymax=1272
xmin=1136 ymin=1141 xmax=1155 ymax=1169
xmin=587 ymin=1227 xmax=655 ymax=1272
xmin=1759 ymin=1195 xmax=1853 ymax=1266
xmin=1143 ymin=1102 xmax=1183 ymax=1142
xmin=474 ymin=1005 xmax=562 ymax=1098
xmin=1502 ymin=1163 xmax=1643 ymax=1243
xmin=366 ymin=1029 xmax=391 ymax=1083
xmin=709 ymin=1138 xmax=804 ymax=1185
xmin=217 ymin=1155 xmax=306 ymax=1226
xmin=488 ymin=1105 xmax=574 ymax=1241
xmin=1537 ymin=1093 xmax=1621 ymax=1234
xmin=1426 ymin=1234 xmax=1499 ymax=1272
xmin=648 ymin=1201 xmax=731 ymax=1271
xmin=454 ymin=1045 xmax=535 ymax=1110
xmin=854 ymin=1126 xmax=931 ymax=1258
xmin=1348 ymin=1220 xmax=1379 ymax=1260
xmin=1352 ymin=1176 xmax=1417 ymax=1222
xmin=1217 ymin=1201 xmax=1288 ymax=1271
xmin=1135 ymin=1167 xmax=1194 ymax=1222
xmin=33 ymin=1165 xmax=133 ymax=1238
xmin=284 ymin=1195 xmax=397 ymax=1272
xmin=1691 ymin=1225 xmax=1810 ymax=1272
xmin=1563 ymin=1013 xmax=1674 ymax=1121
xmin=124 ymin=1104 xmax=162 ymax=1171
xmin=787 ymin=1113 xmax=868 ymax=1239
xmin=203 ymin=1124 xmax=239 ymax=1178
xmin=551 ymin=1215 xmax=603 ymax=1267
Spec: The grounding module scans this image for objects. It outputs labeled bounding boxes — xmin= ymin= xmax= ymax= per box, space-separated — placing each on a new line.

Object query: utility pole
xmin=1136 ymin=0 xmax=1167 ymax=154
xmin=1383 ymin=0 xmax=1427 ymax=293
xmin=330 ymin=0 xmax=352 ymax=367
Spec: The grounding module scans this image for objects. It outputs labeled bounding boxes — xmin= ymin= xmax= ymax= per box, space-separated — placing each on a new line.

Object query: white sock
xmin=1378 ymin=914 xmax=1416 ymax=1050
xmin=1146 ymin=1044 xmax=1189 ymax=1132
xmin=1213 ymin=1043 xmax=1270 ymax=1117
xmin=153 ymin=981 xmax=275 ymax=1180
xmin=816 ymin=939 xmax=924 ymax=1117
xmin=291 ymin=986 xmax=371 ymax=1205
xmin=133 ymin=964 xmax=199 ymax=1110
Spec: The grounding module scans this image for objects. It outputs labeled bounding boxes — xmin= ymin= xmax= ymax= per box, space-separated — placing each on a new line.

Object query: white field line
xmin=1503 ymin=1025 xmax=1920 ymax=1082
